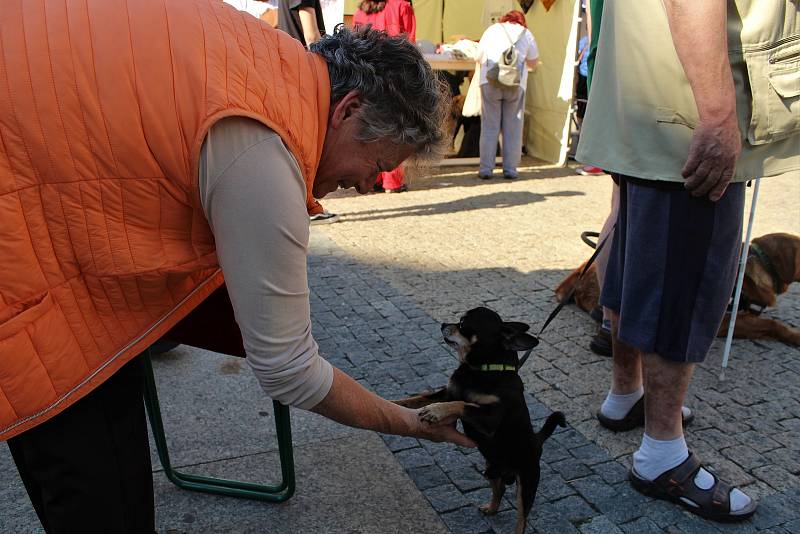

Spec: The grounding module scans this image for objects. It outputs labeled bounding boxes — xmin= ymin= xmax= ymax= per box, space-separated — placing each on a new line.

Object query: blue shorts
xmin=600 ymin=176 xmax=745 ymax=363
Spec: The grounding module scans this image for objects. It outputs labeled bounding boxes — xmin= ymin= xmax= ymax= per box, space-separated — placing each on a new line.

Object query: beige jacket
xmin=576 ymin=0 xmax=799 ymax=183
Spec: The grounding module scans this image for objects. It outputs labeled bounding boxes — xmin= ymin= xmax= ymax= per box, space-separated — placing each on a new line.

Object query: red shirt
xmin=352 ymin=0 xmax=416 ymax=43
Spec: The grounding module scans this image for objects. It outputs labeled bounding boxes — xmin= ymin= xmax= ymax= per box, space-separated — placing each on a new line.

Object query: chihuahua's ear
xmin=501 ymin=331 xmax=539 ymax=351
xmin=502 ymin=321 xmax=530 ymax=334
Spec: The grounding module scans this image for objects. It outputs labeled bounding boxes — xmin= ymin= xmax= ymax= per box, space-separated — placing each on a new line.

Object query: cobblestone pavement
xmin=310 ymin=162 xmax=800 ymax=533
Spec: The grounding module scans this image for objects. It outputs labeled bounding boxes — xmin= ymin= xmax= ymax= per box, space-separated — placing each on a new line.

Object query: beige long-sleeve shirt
xmin=198 ymin=116 xmax=333 ymax=409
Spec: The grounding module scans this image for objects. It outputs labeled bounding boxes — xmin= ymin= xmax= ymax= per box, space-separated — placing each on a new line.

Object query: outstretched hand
xmin=413 ymin=413 xmax=476 ymax=448
xmin=682 ymin=113 xmax=742 ymax=202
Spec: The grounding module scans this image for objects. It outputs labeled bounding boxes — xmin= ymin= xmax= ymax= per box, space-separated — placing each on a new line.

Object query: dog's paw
xmin=419 ymin=404 xmax=448 ymax=425
xmin=479 ymin=503 xmax=499 ymax=515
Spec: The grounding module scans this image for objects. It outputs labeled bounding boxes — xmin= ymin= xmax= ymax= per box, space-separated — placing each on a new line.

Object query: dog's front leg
xmin=419 ymin=401 xmax=478 ymax=425
xmin=392 ymin=387 xmax=448 ymax=409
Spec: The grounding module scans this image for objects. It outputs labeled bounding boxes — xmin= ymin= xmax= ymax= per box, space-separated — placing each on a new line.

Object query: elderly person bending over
xmin=0 ymin=1 xmax=460 ymax=530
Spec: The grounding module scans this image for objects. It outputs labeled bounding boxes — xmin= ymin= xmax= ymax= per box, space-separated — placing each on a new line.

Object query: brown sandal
xmin=629 ymin=452 xmax=757 ymax=523
xmin=597 ymin=396 xmax=695 ymax=432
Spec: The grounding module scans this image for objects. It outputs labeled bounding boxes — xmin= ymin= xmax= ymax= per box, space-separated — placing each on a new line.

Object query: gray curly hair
xmin=310 ymin=25 xmax=449 ymax=161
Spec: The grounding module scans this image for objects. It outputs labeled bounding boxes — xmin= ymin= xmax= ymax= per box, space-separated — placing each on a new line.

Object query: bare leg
xmin=595 ymin=181 xmax=620 ymax=289
xmin=642 ymin=353 xmax=694 ymax=439
xmin=610 ymin=311 xmax=643 ymax=395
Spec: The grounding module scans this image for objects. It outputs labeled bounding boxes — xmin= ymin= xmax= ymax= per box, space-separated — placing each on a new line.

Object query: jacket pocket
xmin=743 ymin=36 xmax=800 ymax=145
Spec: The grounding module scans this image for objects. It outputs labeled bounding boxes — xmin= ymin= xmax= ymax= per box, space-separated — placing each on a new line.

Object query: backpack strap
xmin=499 ymin=23 xmax=525 ymax=47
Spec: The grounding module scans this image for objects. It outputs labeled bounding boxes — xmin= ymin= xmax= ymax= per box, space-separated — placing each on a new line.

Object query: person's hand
xmin=413 ymin=412 xmax=476 ymax=448
xmin=682 ymin=112 xmax=742 ymax=202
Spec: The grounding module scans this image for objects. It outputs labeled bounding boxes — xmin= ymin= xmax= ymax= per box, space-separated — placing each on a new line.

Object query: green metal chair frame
xmin=142 ymin=349 xmax=295 ymax=502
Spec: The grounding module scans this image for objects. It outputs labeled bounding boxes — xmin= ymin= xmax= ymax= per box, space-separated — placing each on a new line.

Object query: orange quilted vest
xmin=0 ymin=0 xmax=331 ymax=440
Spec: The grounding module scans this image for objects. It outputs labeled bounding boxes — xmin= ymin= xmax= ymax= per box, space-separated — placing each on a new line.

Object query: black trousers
xmin=7 ymin=356 xmax=155 ymax=533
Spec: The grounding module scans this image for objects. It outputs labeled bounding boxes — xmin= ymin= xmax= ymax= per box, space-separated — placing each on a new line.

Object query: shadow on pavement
xmin=336 ymin=190 xmax=585 ymax=223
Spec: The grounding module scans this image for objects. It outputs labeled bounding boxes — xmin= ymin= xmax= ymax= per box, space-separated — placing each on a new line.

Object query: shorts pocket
xmin=743 ymin=36 xmax=800 ymax=145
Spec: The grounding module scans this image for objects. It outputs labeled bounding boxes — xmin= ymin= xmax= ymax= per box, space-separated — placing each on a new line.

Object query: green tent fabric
xmin=524 ymin=0 xmax=579 ymax=164
xmin=415 ymin=0 xmax=444 ymax=43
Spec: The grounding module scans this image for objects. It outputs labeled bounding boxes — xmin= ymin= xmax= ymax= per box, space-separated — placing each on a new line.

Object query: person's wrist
xmin=696 ymin=84 xmax=736 ymax=126
xmin=399 ymin=407 xmax=422 ymax=438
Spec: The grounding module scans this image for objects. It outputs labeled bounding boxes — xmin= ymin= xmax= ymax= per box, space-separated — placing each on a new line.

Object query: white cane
xmin=720 ymin=177 xmax=761 ymax=381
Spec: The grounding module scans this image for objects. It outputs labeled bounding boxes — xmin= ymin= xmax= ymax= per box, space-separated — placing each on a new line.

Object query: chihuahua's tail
xmin=537 ymin=411 xmax=567 ymax=442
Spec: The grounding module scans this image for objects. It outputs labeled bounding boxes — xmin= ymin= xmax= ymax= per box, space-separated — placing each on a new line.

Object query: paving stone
xmin=424 ymin=485 xmax=470 ymax=513
xmin=579 ymin=515 xmax=624 ymax=534
xmin=640 ymin=499 xmax=689 ymax=530
xmin=784 ymin=519 xmax=800 ymax=534
xmin=407 ymin=465 xmax=451 ymax=491
xmin=448 ymin=466 xmax=488 ymax=492
xmin=440 ymin=506 xmax=492 ymax=534
xmin=538 ymin=471 xmax=577 ymax=501
xmin=552 ymin=428 xmax=589 ymax=449
xmin=551 ymin=495 xmax=598 ymax=523
xmin=541 ymin=442 xmax=572 ymax=464
xmin=463 ymin=487 xmax=513 ymax=513
xmin=434 ymin=449 xmax=475 ymax=473
xmin=721 ymin=444 xmax=770 ymax=470
xmin=669 ymin=513 xmax=724 ymax=534
xmin=594 ymin=483 xmax=649 ymax=524
xmin=380 ymin=434 xmax=420 ymax=452
xmin=551 ymin=458 xmax=593 ymax=481
xmin=591 ymin=461 xmax=629 ymax=485
xmin=619 ymin=517 xmax=663 ymax=534
xmin=570 ymin=443 xmax=611 ymax=466
xmin=530 ymin=502 xmax=580 ymax=534
xmin=395 ymin=447 xmax=435 ymax=470
xmin=764 ymin=448 xmax=800 ymax=474
xmin=752 ymin=493 xmax=800 ymax=530
xmin=486 ymin=509 xmax=520 ymax=532
xmin=570 ymin=475 xmax=617 ymax=505
xmin=752 ymin=465 xmax=800 ymax=492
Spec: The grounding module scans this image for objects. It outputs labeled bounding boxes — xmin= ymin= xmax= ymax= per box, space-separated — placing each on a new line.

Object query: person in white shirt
xmin=476 ymin=10 xmax=539 ymax=180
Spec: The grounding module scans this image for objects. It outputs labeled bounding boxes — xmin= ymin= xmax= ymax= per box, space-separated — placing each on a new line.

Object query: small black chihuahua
xmin=395 ymin=307 xmax=566 ymax=534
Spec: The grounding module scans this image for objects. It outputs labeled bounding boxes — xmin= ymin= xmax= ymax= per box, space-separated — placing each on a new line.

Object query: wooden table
xmin=423 ymin=53 xmax=476 ymax=71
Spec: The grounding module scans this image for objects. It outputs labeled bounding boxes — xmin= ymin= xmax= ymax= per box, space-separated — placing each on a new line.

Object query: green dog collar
xmin=472 ymin=364 xmax=518 ymax=372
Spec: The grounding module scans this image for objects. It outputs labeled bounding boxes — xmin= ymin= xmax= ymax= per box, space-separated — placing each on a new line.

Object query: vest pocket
xmin=0 ymin=292 xmax=52 ymax=339
xmin=743 ymin=37 xmax=800 ymax=145
xmin=0 ymin=292 xmax=87 ymax=421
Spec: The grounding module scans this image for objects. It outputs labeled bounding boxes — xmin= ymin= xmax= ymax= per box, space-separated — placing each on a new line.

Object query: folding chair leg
xmin=142 ymin=350 xmax=295 ymax=502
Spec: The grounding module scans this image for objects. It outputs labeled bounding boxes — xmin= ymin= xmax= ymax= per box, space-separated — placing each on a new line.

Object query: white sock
xmin=633 ymin=433 xmax=689 ymax=481
xmin=692 ymin=466 xmax=752 ymax=513
xmin=635 ymin=434 xmax=751 ymax=513
xmin=601 ymin=389 xmax=692 ymax=422
xmin=600 ymin=386 xmax=643 ymax=420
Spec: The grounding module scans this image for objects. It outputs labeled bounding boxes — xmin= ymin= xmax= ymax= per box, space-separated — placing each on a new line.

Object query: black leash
xmin=518 ymin=227 xmax=614 ymax=368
